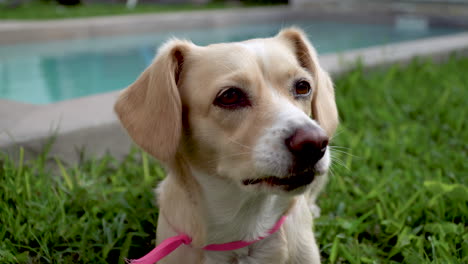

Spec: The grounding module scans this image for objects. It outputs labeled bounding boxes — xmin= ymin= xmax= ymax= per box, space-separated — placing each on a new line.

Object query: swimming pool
xmin=0 ymin=20 xmax=463 ymax=104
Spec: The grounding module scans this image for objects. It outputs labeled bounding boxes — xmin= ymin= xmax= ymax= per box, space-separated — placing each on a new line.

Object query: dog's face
xmin=115 ymin=28 xmax=338 ymax=195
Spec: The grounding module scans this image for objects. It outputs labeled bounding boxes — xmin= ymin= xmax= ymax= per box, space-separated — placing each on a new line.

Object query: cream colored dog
xmin=115 ymin=27 xmax=338 ymax=264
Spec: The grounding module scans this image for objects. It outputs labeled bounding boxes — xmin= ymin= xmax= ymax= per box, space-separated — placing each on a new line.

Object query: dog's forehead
xmin=238 ymin=38 xmax=297 ymax=65
xmin=193 ymin=38 xmax=299 ymax=75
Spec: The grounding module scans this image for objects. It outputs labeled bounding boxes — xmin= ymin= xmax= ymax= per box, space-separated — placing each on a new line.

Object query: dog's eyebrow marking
xmin=220 ymin=72 xmax=253 ymax=87
xmin=238 ymin=41 xmax=268 ymax=71
xmin=238 ymin=41 xmax=266 ymax=57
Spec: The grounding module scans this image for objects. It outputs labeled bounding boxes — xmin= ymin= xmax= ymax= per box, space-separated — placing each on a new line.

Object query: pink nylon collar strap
xmin=126 ymin=215 xmax=287 ymax=264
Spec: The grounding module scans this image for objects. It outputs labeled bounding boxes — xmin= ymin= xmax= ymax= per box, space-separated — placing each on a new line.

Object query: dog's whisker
xmin=330 ymin=149 xmax=360 ymax=159
xmin=329 ymin=155 xmax=350 ymax=171
xmin=327 ymin=164 xmax=336 ymax=177
xmin=330 ymin=129 xmax=346 ymax=138
xmin=227 ymin=137 xmax=252 ymax=150
xmin=207 ymin=152 xmax=250 ymax=163
xmin=329 ymin=152 xmax=345 ymax=160
xmin=204 ymin=151 xmax=251 ymax=165
xmin=329 ymin=145 xmax=360 ymax=159
xmin=330 ymin=149 xmax=353 ymax=155
xmin=329 ymin=148 xmax=352 ymax=154
xmin=328 ymin=162 xmax=339 ymax=175
xmin=329 ymin=145 xmax=351 ymax=150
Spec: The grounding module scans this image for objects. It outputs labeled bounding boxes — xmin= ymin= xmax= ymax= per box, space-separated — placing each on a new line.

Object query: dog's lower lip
xmin=242 ymin=172 xmax=315 ymax=190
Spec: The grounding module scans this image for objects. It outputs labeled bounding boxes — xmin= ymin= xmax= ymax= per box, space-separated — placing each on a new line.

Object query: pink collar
xmin=126 ymin=215 xmax=287 ymax=264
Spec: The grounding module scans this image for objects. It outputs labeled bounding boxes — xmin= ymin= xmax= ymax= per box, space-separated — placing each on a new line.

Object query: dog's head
xmin=115 ymin=28 xmax=338 ymax=195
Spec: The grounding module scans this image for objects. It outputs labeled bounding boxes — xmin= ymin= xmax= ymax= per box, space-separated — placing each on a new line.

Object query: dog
xmin=115 ymin=27 xmax=338 ymax=264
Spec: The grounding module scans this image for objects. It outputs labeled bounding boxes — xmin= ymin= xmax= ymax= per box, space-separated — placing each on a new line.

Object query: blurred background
xmin=1 ymin=1 xmax=467 ymax=264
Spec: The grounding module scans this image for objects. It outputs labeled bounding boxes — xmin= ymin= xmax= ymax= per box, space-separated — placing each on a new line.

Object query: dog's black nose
xmin=285 ymin=127 xmax=329 ymax=167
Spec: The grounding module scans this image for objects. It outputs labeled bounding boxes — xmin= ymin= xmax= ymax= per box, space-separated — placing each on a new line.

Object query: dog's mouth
xmin=242 ymin=171 xmax=315 ymax=191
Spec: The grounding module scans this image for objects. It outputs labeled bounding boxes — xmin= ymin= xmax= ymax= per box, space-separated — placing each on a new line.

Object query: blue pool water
xmin=0 ymin=20 xmax=463 ymax=104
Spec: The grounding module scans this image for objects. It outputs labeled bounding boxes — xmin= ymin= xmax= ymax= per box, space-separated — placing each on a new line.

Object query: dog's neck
xmin=191 ymin=168 xmax=294 ymax=245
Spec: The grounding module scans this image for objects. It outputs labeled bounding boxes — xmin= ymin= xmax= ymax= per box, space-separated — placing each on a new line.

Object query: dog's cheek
xmin=206 ymin=111 xmax=264 ymax=179
xmin=180 ymin=116 xmax=218 ymax=172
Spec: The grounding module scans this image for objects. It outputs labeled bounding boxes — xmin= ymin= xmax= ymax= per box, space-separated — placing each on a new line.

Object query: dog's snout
xmin=286 ymin=128 xmax=329 ymax=166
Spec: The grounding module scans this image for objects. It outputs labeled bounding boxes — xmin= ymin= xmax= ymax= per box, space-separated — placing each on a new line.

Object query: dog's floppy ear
xmin=278 ymin=28 xmax=339 ymax=137
xmin=114 ymin=39 xmax=191 ymax=162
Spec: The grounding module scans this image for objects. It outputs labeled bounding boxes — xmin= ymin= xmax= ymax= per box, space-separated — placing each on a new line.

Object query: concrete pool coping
xmin=2 ymin=31 xmax=468 ymax=163
xmin=2 ymin=4 xmax=468 ymax=45
xmin=0 ymin=7 xmax=301 ymax=45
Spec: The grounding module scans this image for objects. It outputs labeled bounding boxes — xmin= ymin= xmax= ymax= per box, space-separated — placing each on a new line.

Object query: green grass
xmin=0 ymin=148 xmax=163 ymax=263
xmin=0 ymin=1 xmax=280 ymax=20
xmin=317 ymin=56 xmax=468 ymax=263
xmin=0 ymin=1 xmax=233 ymax=20
xmin=1 ymin=56 xmax=467 ymax=263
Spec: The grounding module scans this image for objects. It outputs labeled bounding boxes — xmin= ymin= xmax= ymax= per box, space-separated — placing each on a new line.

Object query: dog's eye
xmin=294 ymin=80 xmax=312 ymax=97
xmin=214 ymin=87 xmax=250 ymax=109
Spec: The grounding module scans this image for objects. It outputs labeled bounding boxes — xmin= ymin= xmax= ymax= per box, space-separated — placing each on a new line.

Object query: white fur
xmin=254 ymin=94 xmax=330 ymax=179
